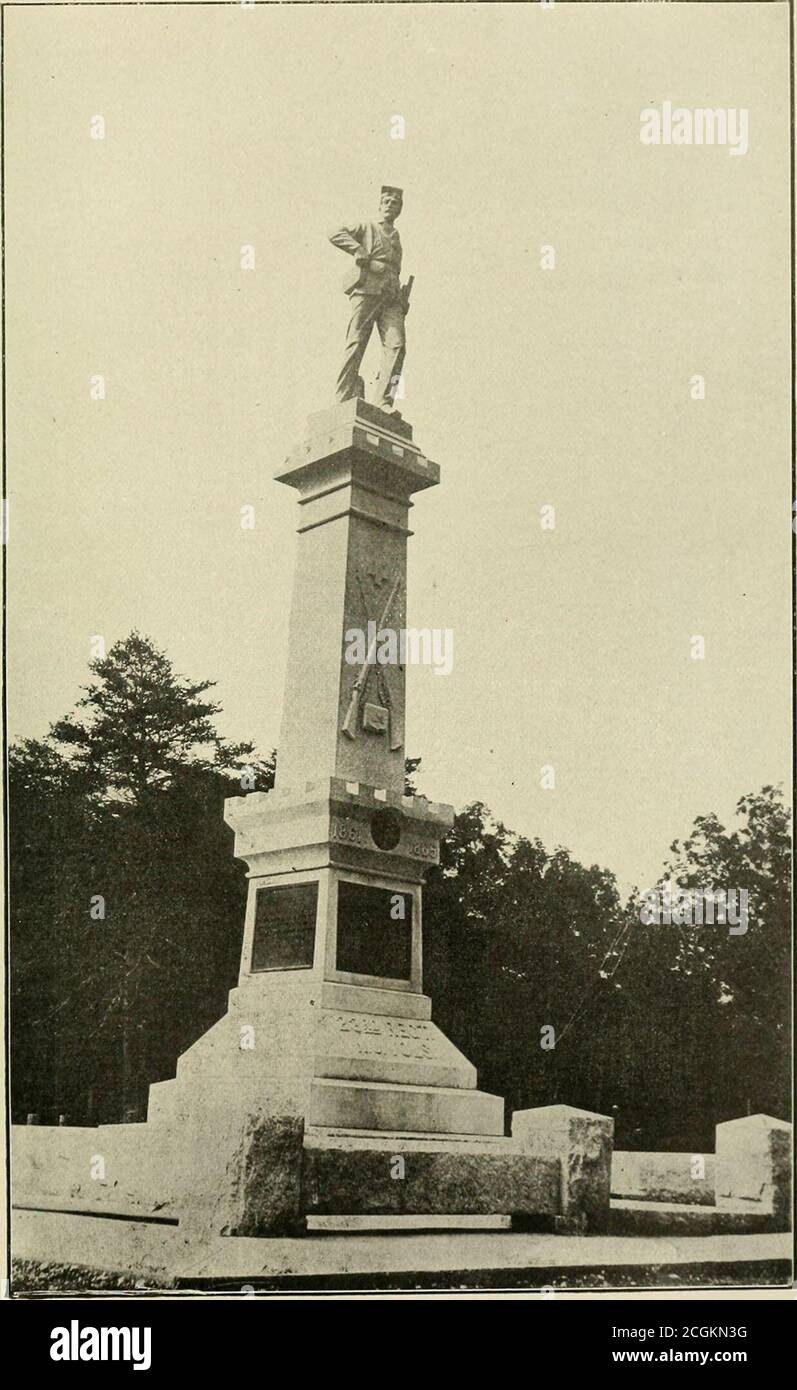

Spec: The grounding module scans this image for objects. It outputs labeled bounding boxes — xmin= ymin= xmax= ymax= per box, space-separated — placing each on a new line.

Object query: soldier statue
xmin=329 ymin=185 xmax=413 ymax=413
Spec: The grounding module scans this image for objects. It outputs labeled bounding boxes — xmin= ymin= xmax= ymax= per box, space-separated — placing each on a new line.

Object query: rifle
xmin=342 ymin=573 xmax=402 ymax=740
xmin=401 ymin=275 xmax=414 ymax=315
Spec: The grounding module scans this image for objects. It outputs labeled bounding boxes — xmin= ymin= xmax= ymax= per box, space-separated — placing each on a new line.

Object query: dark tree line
xmin=9 ymin=634 xmax=790 ymax=1148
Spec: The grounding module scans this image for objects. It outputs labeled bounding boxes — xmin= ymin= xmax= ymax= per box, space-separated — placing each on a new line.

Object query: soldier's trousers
xmin=335 ymin=293 xmax=406 ymax=407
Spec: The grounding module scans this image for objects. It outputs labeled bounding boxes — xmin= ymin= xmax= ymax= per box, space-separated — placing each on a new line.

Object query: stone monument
xmin=11 ymin=191 xmax=789 ymax=1279
xmin=143 ymin=195 xmax=600 ymax=1236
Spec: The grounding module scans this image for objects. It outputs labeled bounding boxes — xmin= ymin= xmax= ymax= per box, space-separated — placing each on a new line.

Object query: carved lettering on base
xmin=326 ymin=1013 xmax=434 ymax=1061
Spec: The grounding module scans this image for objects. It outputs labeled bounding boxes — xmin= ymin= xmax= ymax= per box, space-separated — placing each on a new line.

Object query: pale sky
xmin=5 ymin=1 xmax=792 ymax=893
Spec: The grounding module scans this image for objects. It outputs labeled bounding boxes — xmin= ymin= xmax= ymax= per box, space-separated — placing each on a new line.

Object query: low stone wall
xmin=612 ymin=1151 xmax=715 ymax=1206
xmin=16 ymin=1112 xmax=790 ymax=1241
xmin=12 ymin=1123 xmax=178 ymax=1221
xmin=612 ymin=1116 xmax=792 ymax=1226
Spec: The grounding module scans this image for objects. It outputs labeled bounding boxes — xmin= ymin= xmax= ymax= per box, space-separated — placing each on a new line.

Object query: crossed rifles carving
xmin=341 ymin=569 xmax=404 ymax=751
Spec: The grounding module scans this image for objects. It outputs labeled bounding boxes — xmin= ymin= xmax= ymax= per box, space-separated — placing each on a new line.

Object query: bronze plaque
xmin=336 ymin=880 xmax=412 ymax=980
xmin=251 ymin=882 xmax=318 ymax=972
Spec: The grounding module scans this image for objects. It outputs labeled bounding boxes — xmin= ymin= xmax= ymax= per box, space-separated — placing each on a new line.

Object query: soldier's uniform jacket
xmin=330 ymin=220 xmax=403 ymax=300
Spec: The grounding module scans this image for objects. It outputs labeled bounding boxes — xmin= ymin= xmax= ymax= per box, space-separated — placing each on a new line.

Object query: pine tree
xmin=50 ymin=631 xmax=258 ymax=805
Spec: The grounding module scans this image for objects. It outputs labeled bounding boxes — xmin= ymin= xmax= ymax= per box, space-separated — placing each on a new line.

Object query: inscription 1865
xmin=331 ymin=817 xmax=437 ymax=862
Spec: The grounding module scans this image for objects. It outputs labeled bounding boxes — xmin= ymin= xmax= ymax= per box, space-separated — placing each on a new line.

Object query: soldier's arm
xmin=329 ymin=222 xmax=369 ymax=263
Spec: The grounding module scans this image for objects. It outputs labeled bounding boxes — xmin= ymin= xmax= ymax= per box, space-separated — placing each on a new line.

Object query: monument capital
xmin=276 ymin=399 xmax=438 ymax=505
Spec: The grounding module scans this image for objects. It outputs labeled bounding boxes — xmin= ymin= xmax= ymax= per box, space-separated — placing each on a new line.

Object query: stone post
xmin=177 ymin=1101 xmax=307 ymax=1239
xmin=512 ymin=1104 xmax=614 ymax=1232
xmin=715 ymin=1113 xmax=791 ymax=1229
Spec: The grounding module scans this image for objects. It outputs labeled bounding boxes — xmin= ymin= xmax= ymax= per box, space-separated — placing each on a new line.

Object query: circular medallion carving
xmin=370 ymin=807 xmax=403 ymax=851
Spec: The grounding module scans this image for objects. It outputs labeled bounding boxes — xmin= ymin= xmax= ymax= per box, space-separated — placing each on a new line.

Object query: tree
xmin=10 ymin=633 xmax=274 ymax=1121
xmin=587 ymin=784 xmax=791 ymax=1149
xmin=50 ymin=632 xmax=257 ymax=806
xmin=656 ymin=784 xmax=791 ymax=1126
xmin=403 ymin=756 xmax=422 ymax=796
xmin=423 ymin=787 xmax=790 ymax=1149
xmin=423 ymin=801 xmax=629 ymax=1123
xmin=9 ymin=739 xmax=103 ymax=1119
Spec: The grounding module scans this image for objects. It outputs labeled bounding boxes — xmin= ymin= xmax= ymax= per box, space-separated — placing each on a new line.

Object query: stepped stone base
xmin=147 ymin=974 xmax=503 ymax=1142
xmin=149 ymin=1075 xmax=503 ymax=1137
xmin=139 ymin=973 xmax=546 ymax=1234
xmin=309 ymin=1079 xmax=503 ymax=1135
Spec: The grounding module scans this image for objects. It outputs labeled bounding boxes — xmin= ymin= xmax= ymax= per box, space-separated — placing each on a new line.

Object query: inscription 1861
xmin=330 ymin=817 xmax=437 ymax=863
